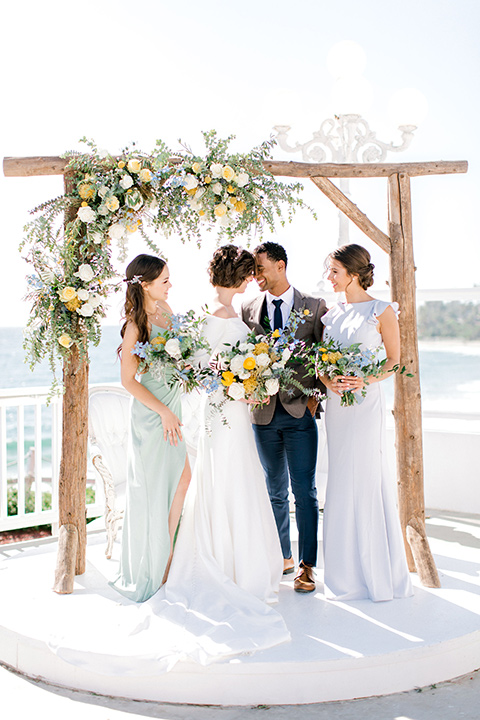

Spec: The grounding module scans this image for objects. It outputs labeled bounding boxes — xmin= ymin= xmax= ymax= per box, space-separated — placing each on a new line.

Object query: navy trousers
xmin=252 ymin=401 xmax=319 ymax=567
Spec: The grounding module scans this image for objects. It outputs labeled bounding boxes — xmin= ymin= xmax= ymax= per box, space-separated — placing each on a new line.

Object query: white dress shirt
xmin=265 ymin=286 xmax=294 ymax=329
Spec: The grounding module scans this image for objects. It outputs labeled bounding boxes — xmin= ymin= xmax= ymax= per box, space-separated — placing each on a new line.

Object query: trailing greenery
xmin=20 ymin=132 xmax=311 ymax=393
xmin=417 ymin=301 xmax=480 ymax=341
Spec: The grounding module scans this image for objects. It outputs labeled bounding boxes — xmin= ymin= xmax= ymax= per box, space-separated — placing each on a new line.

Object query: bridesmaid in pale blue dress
xmin=111 ymin=254 xmax=191 ymax=602
xmin=320 ymin=244 xmax=412 ymax=602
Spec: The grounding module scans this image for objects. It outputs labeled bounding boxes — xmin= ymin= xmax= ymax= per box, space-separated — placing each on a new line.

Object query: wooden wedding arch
xmin=3 ymin=155 xmax=468 ymax=593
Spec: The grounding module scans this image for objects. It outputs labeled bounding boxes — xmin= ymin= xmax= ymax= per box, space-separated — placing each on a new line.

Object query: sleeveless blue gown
xmin=111 ymin=324 xmax=187 ymax=602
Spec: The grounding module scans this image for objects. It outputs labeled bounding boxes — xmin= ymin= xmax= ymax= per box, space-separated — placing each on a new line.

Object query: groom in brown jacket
xmin=242 ymin=242 xmax=327 ymax=593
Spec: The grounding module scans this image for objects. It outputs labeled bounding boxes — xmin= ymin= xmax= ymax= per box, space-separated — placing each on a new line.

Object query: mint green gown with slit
xmin=111 ymin=325 xmax=187 ymax=603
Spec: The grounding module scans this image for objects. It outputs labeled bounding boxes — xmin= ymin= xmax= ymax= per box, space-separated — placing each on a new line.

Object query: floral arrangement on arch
xmin=20 ymin=132 xmax=310 ymax=391
xmin=155 ymin=130 xmax=310 ymax=242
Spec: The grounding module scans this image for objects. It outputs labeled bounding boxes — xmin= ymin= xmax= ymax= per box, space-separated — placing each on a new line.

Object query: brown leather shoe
xmin=283 ymin=557 xmax=295 ymax=575
xmin=293 ymin=562 xmax=315 ymax=593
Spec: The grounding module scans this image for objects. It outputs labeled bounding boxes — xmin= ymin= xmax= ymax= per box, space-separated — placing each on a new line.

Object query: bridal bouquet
xmin=132 ymin=310 xmax=211 ymax=393
xmin=215 ymin=309 xmax=308 ymax=405
xmin=306 ymin=338 xmax=388 ymax=407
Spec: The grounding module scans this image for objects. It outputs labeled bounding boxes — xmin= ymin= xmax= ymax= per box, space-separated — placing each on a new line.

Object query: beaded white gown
xmin=50 ymin=315 xmax=289 ymax=674
xmin=322 ymin=300 xmax=413 ymax=602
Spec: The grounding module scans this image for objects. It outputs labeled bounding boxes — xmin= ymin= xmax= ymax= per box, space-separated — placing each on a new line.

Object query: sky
xmin=0 ymin=0 xmax=479 ymax=326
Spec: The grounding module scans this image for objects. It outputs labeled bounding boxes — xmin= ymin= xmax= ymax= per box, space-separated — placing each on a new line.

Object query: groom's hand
xmin=307 ymin=396 xmax=318 ymax=417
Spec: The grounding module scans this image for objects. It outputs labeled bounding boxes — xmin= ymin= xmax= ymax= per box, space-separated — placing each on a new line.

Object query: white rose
xmin=236 ymin=172 xmax=250 ymax=188
xmin=75 ymin=264 xmax=95 ymax=282
xmin=265 ymin=378 xmax=280 ymax=395
xmin=255 ymin=352 xmax=270 ymax=368
xmin=108 ymin=223 xmax=126 ymax=240
xmin=98 ymin=185 xmax=109 ymax=198
xmin=228 ymin=382 xmax=245 ymax=401
xmin=210 ymin=163 xmax=223 ymax=179
xmin=194 ymin=187 xmax=206 ymax=200
xmin=77 ymin=206 xmax=96 ymax=223
xmin=165 ymin=338 xmax=182 ymax=360
xmin=77 ymin=289 xmax=90 ymax=301
xmin=238 ymin=342 xmax=254 ymax=352
xmin=89 ymin=294 xmax=103 ymax=308
xmin=184 ymin=174 xmax=199 ymax=191
xmin=89 ymin=231 xmax=104 ymax=244
xmin=238 ymin=369 xmax=251 ymax=380
xmin=97 ymin=205 xmax=109 ymax=216
xmin=282 ymin=348 xmax=292 ymax=362
xmin=230 ymin=355 xmax=246 ymax=375
xmin=212 ymin=182 xmax=223 ymax=195
xmin=77 ymin=302 xmax=94 ymax=317
xmin=120 ymin=174 xmax=134 ymax=190
xmin=271 ymin=361 xmax=284 ymax=370
xmin=188 ymin=199 xmax=201 ymax=211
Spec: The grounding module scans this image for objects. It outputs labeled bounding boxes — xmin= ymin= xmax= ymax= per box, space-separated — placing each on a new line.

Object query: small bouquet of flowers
xmin=215 ymin=309 xmax=309 ymax=405
xmin=307 ymin=338 xmax=388 ymax=407
xmin=132 ymin=310 xmax=211 ymax=393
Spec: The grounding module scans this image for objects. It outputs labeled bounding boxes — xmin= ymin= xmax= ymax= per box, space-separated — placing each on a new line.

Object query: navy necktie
xmin=272 ymin=299 xmax=283 ymax=330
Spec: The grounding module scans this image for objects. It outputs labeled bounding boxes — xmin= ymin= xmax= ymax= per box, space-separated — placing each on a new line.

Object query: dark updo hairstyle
xmin=208 ymin=244 xmax=255 ymax=288
xmin=118 ymin=253 xmax=166 ymax=356
xmin=328 ymin=244 xmax=375 ymax=290
xmin=254 ymin=241 xmax=288 ymax=268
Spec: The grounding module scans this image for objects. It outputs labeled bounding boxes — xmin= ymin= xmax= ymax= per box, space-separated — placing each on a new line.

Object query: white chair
xmin=88 ymin=384 xmax=131 ymax=558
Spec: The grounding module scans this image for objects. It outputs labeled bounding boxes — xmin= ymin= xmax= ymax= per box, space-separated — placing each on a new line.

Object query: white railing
xmin=0 ymin=386 xmax=104 ymax=533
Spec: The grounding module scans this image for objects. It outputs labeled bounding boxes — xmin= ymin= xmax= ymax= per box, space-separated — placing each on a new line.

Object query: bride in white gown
xmin=51 ymin=245 xmax=289 ymax=674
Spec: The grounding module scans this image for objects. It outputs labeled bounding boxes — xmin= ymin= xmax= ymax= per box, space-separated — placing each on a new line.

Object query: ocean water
xmin=1 ymin=327 xmax=480 ymax=479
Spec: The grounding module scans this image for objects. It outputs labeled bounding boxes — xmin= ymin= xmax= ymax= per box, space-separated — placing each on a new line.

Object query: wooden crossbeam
xmin=3 ymin=156 xmax=468 ymax=179
xmin=310 ymin=176 xmax=391 ymax=253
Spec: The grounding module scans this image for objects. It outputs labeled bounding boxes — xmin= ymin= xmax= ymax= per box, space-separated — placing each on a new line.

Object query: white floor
xmin=0 ymin=511 xmax=479 ymax=706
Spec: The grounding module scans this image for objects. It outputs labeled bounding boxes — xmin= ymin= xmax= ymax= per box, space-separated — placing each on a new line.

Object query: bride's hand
xmin=329 ymin=375 xmax=364 ymax=395
xmin=159 ymin=407 xmax=183 ymax=445
xmin=240 ymin=396 xmax=270 ymax=406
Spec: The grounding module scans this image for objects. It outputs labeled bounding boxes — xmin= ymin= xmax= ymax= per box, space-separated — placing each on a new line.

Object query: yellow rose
xmin=151 ymin=335 xmax=167 ymax=345
xmin=222 ymin=165 xmax=235 ymax=182
xmin=243 ymin=356 xmax=256 ymax=370
xmin=192 ymin=162 xmax=202 ymax=174
xmin=118 ymin=161 xmax=126 ymax=169
xmin=221 ymin=371 xmax=235 ymax=386
xmin=58 ymin=286 xmax=77 ymax=303
xmin=227 ymin=185 xmax=235 ymax=193
xmin=254 ymin=342 xmax=269 ymax=355
xmin=127 ymin=158 xmax=142 ymax=174
xmin=204 ymin=176 xmax=212 ymax=184
xmin=214 ymin=203 xmax=227 ymax=217
xmin=125 ymin=221 xmax=138 ymax=234
xmin=198 ymin=210 xmax=206 ymax=216
xmin=81 ymin=201 xmax=88 ymax=207
xmin=79 ymin=183 xmax=96 ymax=200
xmin=139 ymin=168 xmax=152 ymax=183
xmin=272 ymin=329 xmax=280 ymax=338
xmin=243 ymin=377 xmax=258 ymax=394
xmin=65 ymin=297 xmax=81 ymax=311
xmin=327 ymin=353 xmax=337 ymax=363
xmin=235 ymin=201 xmax=247 ymax=213
xmin=186 ymin=187 xmax=197 ymax=196
xmin=105 ymin=195 xmax=120 ymax=212
xmin=58 ymin=333 xmax=73 ymax=348
xmin=322 ymin=353 xmax=329 ymax=362
xmin=303 ymin=309 xmax=310 ymax=316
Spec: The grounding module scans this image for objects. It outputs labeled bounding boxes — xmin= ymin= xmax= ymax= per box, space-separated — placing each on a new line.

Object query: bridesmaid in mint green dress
xmin=111 ymin=254 xmax=191 ymax=602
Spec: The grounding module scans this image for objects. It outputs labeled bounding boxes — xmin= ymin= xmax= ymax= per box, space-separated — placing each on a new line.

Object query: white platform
xmin=1 ymin=511 xmax=479 ymax=706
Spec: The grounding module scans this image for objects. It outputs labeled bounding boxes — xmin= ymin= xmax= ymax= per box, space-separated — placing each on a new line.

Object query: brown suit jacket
xmin=241 ymin=288 xmax=327 ymax=425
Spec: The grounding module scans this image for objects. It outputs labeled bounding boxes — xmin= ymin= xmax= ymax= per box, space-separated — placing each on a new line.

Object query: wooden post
xmin=388 ymin=173 xmax=440 ymax=588
xmin=52 ymin=172 xmax=90 ymax=591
